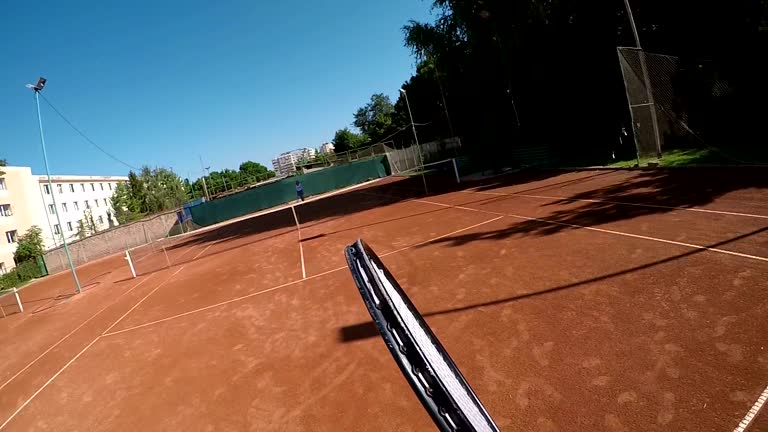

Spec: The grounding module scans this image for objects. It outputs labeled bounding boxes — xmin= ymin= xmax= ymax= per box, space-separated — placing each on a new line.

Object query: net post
xmin=125 ymin=250 xmax=137 ymax=278
xmin=452 ymin=158 xmax=460 ymax=184
xmin=14 ymin=288 xmax=23 ymax=313
xmin=290 ymin=205 xmax=301 ymax=236
xmin=162 ymin=243 xmax=170 ymax=268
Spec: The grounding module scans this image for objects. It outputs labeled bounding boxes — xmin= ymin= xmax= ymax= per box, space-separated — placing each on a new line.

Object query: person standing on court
xmin=295 ymin=180 xmax=305 ymax=202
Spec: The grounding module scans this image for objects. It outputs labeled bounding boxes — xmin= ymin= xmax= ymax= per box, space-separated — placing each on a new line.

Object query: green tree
xmin=141 ymin=167 xmax=187 ymax=212
xmin=332 ymin=128 xmax=365 ymax=153
xmin=238 ymin=161 xmax=269 ymax=178
xmin=111 ymin=182 xmax=141 ymax=224
xmin=13 ymin=226 xmax=44 ymax=263
xmin=76 ymin=219 xmax=91 ymax=240
xmin=112 ymin=166 xmax=187 ymax=219
xmin=354 ymin=94 xmax=395 ymax=142
xmin=0 ymin=158 xmax=7 ymax=176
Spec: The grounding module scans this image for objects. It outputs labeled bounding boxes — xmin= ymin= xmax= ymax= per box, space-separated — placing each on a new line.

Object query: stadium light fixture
xmin=26 ymin=77 xmax=82 ymax=294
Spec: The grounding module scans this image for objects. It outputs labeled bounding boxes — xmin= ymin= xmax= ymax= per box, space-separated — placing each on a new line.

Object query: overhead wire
xmin=38 ymin=93 xmax=140 ymax=171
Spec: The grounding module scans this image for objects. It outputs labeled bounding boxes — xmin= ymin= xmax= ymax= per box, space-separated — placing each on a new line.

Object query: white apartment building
xmin=319 ymin=142 xmax=335 ymax=154
xmin=0 ymin=166 xmax=127 ymax=273
xmin=271 ymin=148 xmax=317 ymax=176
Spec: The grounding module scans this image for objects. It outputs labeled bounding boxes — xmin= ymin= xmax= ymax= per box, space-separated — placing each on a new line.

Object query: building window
xmin=95 ymin=199 xmax=100 ymax=207
xmin=62 ymin=202 xmax=68 ymax=212
xmin=97 ymin=215 xmax=104 ymax=225
xmin=0 ymin=178 xmax=6 ymax=190
xmin=0 ymin=262 xmax=6 ymax=275
xmin=69 ymin=184 xmax=75 ymax=193
xmin=48 ymin=204 xmax=55 ymax=214
xmin=85 ymin=200 xmax=90 ymax=209
xmin=67 ymin=221 xmax=73 ymax=232
xmin=73 ymin=201 xmax=79 ymax=211
xmin=0 ymin=204 xmax=11 ymax=216
xmin=57 ymin=184 xmax=63 ymax=194
xmin=43 ymin=184 xmax=51 ymax=194
xmin=103 ymin=198 xmax=108 ymax=206
xmin=108 ymin=183 xmax=113 ymax=191
xmin=90 ymin=183 xmax=95 ymax=191
xmin=100 ymin=183 xmax=104 ymax=191
xmin=5 ymin=230 xmax=18 ymax=243
xmin=80 ymin=183 xmax=85 ymax=192
xmin=54 ymin=224 xmax=61 ymax=235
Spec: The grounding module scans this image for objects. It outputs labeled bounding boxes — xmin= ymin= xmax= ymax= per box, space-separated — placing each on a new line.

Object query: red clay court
xmin=0 ymin=168 xmax=766 ymax=431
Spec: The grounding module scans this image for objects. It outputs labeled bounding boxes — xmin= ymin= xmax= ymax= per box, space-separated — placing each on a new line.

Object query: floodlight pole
xmin=622 ymin=0 xmax=662 ymax=159
xmin=30 ymin=82 xmax=82 ymax=294
xmin=198 ymin=156 xmax=210 ymax=200
xmin=400 ymin=88 xmax=428 ymax=194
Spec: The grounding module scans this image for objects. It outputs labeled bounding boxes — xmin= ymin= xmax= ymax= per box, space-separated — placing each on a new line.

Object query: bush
xmin=0 ymin=260 xmax=45 ymax=291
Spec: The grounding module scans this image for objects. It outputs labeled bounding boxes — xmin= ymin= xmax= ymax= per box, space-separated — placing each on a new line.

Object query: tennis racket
xmin=345 ymin=239 xmax=500 ymax=432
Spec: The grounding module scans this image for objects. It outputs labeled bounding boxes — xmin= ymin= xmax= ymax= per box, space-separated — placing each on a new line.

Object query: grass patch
xmin=608 ymin=148 xmax=741 ymax=168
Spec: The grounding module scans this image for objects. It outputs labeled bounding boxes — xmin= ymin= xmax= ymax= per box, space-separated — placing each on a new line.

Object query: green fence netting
xmin=190 ymin=156 xmax=390 ymax=227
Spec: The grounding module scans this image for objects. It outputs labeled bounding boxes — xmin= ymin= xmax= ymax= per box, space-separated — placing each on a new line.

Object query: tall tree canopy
xmin=111 ymin=166 xmax=187 ymax=223
xmin=13 ymin=226 xmax=44 ymax=263
xmin=401 ymin=0 xmax=768 ymax=165
xmin=353 ymin=93 xmax=396 ymax=142
xmin=189 ymin=160 xmax=275 ymax=197
xmin=332 ymin=128 xmax=366 ymax=153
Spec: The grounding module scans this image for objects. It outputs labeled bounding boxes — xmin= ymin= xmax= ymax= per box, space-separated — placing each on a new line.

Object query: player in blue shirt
xmin=295 ymin=180 xmax=305 ymax=202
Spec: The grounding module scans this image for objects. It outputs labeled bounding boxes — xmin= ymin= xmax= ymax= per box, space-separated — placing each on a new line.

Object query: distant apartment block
xmin=0 ymin=166 xmax=128 ymax=273
xmin=271 ymin=148 xmax=317 ymax=176
xmin=319 ymin=142 xmax=335 ymax=154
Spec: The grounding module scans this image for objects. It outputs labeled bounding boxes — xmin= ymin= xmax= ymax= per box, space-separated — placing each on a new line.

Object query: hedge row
xmin=0 ymin=260 xmax=45 ymax=291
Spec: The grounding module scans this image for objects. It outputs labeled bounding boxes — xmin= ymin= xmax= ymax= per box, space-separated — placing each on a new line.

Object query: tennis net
xmin=394 ymin=158 xmax=461 ymax=194
xmin=0 ymin=288 xmax=23 ymax=318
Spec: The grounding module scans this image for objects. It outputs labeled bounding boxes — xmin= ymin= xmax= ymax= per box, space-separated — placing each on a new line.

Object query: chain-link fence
xmin=43 ymin=210 xmax=180 ymax=274
xmin=617 ymin=47 xmax=767 ymax=165
xmin=385 ymin=137 xmax=461 ymax=174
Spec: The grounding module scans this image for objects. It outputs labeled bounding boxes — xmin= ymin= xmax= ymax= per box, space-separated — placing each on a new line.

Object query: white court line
xmin=0 ymin=337 xmax=100 ymax=430
xmin=462 ymin=190 xmax=768 ymax=219
xmin=413 ymin=199 xmax=768 ymax=263
xmin=104 ymin=243 xmax=213 ymax=335
xmin=102 ymin=215 xmax=503 ymax=338
xmin=734 ymin=385 xmax=768 ymax=432
xmin=0 ymin=247 xmax=211 ymax=431
xmin=102 ymin=266 xmax=347 ymax=337
xmin=298 ymin=243 xmax=306 ymax=279
xmin=291 ymin=205 xmax=306 ymax=279
xmin=0 ymin=275 xmax=155 ymax=394
xmin=101 ymin=266 xmax=187 ymax=335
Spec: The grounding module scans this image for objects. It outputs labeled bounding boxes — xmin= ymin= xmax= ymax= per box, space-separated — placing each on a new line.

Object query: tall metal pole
xmin=622 ymin=0 xmax=662 ymax=159
xmin=400 ymin=89 xmax=428 ymax=194
xmin=32 ymin=90 xmax=82 ymax=294
xmin=198 ymin=155 xmax=210 ymax=200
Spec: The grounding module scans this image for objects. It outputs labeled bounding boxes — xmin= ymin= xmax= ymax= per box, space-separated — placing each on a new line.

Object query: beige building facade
xmin=0 ymin=166 xmax=127 ymax=273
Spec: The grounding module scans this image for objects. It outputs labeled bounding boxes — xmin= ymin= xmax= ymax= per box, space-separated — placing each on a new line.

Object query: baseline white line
xmin=0 ymin=337 xmax=100 ymax=430
xmin=101 ymin=215 xmax=503 ymax=337
xmin=414 ymin=199 xmax=768 ymax=263
xmin=734 ymin=385 xmax=768 ymax=432
xmin=0 ymin=275 xmax=155 ymax=393
xmin=462 ymin=190 xmax=768 ymax=219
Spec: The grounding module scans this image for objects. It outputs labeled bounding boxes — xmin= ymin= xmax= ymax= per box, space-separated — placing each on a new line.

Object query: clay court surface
xmin=1 ymin=168 xmax=766 ymax=431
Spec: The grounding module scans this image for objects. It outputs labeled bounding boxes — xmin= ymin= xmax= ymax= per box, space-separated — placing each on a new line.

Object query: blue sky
xmin=0 ymin=0 xmax=433 ymax=179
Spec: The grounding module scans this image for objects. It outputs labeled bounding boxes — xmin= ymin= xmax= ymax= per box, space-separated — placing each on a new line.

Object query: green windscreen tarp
xmin=190 ymin=156 xmax=389 ymax=227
